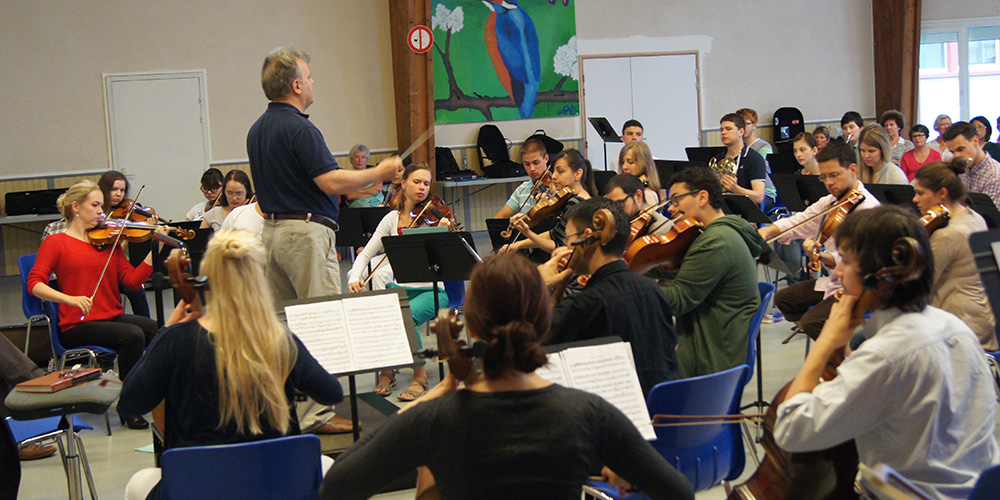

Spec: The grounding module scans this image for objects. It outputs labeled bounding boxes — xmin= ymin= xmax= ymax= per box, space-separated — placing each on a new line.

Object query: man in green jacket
xmin=659 ymin=167 xmax=764 ymax=378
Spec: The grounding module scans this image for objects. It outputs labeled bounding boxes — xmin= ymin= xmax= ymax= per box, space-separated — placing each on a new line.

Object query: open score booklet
xmin=535 ymin=341 xmax=656 ymax=440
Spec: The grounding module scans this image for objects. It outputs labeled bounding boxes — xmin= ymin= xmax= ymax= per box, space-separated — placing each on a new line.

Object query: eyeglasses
xmin=911 ymin=133 xmax=926 ymax=139
xmin=609 ymin=197 xmax=628 ymax=207
xmin=818 ymin=171 xmax=843 ymax=182
xmin=200 ymin=186 xmax=221 ymax=194
xmin=667 ymin=191 xmax=699 ymax=207
xmin=226 ymin=190 xmax=246 ymax=198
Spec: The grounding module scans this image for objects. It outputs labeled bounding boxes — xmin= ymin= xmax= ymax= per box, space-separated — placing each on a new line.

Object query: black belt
xmin=267 ymin=212 xmax=339 ymax=232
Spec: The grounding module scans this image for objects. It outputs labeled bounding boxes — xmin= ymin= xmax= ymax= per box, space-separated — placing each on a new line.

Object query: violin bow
xmin=83 ymin=185 xmax=146 ymax=319
xmin=763 ymin=189 xmax=865 ymax=245
xmin=359 ymin=201 xmax=435 ymax=289
xmin=400 ymin=126 xmax=435 ymax=160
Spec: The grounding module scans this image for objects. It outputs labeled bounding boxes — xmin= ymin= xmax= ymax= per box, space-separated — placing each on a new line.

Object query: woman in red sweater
xmin=28 ymin=179 xmax=164 ymax=429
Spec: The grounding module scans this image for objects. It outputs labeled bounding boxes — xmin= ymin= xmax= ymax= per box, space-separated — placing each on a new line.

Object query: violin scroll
xmin=550 ymin=208 xmax=617 ymax=305
xmin=430 ymin=309 xmax=478 ymax=385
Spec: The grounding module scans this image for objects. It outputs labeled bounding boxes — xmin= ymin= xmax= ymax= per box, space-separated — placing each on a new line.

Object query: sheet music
xmin=535 ymin=353 xmax=570 ymax=387
xmin=558 ymin=343 xmax=656 ymax=440
xmin=342 ymin=294 xmax=414 ymax=370
xmin=284 ymin=301 xmax=354 ymax=374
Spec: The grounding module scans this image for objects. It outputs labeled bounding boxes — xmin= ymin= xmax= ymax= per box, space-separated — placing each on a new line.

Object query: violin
xmin=808 ymin=189 xmax=866 ymax=272
xmin=409 ymin=195 xmax=462 ymax=231
xmin=385 ymin=183 xmax=403 ymax=207
xmin=86 ymin=218 xmax=194 ymax=250
xmin=110 ymin=199 xmax=157 ymax=223
xmin=920 ymin=204 xmax=950 ymax=234
xmin=500 ymin=187 xmax=575 ymax=240
xmin=727 ymin=237 xmax=924 ymax=500
xmin=624 ymin=213 xmax=703 ymax=274
xmin=627 ymin=198 xmax=671 ymax=247
xmin=551 ymin=208 xmax=616 ymax=305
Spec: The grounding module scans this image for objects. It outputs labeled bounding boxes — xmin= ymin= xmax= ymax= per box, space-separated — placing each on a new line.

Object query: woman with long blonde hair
xmin=856 ymin=124 xmax=908 ymax=185
xmin=119 ymin=229 xmax=343 ymax=500
xmin=619 ymin=141 xmax=664 ymax=205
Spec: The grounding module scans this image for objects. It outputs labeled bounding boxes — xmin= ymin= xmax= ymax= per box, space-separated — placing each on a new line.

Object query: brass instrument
xmin=707 ymin=155 xmax=738 ymax=184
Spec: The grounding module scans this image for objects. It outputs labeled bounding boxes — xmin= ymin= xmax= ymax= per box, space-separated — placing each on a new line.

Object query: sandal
xmin=397 ymin=378 xmax=429 ymax=402
xmin=373 ymin=370 xmax=397 ymax=397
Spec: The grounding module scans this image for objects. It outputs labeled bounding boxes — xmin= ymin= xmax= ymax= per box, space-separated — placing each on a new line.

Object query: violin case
xmin=5 ymin=188 xmax=65 ymax=215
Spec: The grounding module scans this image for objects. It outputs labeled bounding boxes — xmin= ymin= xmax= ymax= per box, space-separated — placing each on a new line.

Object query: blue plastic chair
xmin=587 ymin=365 xmax=751 ymax=497
xmin=443 ymin=280 xmax=465 ymax=310
xmin=969 ymin=463 xmax=1000 ymax=500
xmin=17 ymin=254 xmax=49 ymax=353
xmin=160 ymin=434 xmax=323 ymax=500
xmin=6 ymin=416 xmax=97 ymax=499
xmin=744 ymin=282 xmax=776 ymax=407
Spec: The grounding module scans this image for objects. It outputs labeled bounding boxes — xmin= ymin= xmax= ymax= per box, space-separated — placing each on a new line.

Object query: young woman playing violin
xmin=185 ymin=168 xmax=223 ymax=222
xmin=500 ymin=148 xmax=597 ymax=254
xmin=773 ymin=206 xmax=999 ymax=500
xmin=912 ymin=158 xmax=996 ymax=350
xmin=322 ymin=253 xmax=694 ymax=500
xmin=27 ymin=180 xmax=168 ymax=430
xmin=200 ymin=169 xmax=254 ymax=231
xmin=347 ymin=163 xmax=451 ymax=401
xmin=98 ymin=170 xmax=156 ymax=318
xmin=119 ymin=229 xmax=343 ymax=500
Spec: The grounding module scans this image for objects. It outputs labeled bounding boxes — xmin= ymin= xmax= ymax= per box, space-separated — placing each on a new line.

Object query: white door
xmin=105 ymin=71 xmax=211 ymax=221
xmin=582 ymin=53 xmax=700 ymax=169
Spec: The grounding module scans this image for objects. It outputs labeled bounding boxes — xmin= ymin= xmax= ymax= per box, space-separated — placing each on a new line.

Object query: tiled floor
xmin=6 ymin=235 xmax=998 ymax=499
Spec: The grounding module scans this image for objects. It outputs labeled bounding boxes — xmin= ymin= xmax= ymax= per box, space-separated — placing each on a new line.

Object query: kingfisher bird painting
xmin=432 ymin=0 xmax=578 ymax=123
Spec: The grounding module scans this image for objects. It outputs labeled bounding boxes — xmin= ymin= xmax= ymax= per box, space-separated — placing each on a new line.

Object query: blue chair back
xmin=970 ymin=463 xmax=1000 ymax=500
xmin=43 ymin=300 xmax=116 ymax=360
xmin=443 ymin=280 xmax=465 ymax=309
xmin=745 ymin=282 xmax=776 ymax=384
xmin=17 ymin=254 xmax=44 ymax=320
xmin=160 ymin=434 xmax=322 ymax=500
xmin=6 ymin=416 xmax=92 ymax=443
xmin=646 ymin=364 xmax=750 ymax=492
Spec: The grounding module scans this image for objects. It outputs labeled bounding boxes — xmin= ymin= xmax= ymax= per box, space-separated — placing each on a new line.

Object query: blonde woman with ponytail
xmin=322 ymin=253 xmax=693 ymax=500
xmin=120 ymin=229 xmax=343 ymax=500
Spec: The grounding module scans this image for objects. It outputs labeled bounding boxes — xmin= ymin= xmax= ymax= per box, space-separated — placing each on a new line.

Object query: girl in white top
xmin=219 ymin=202 xmax=265 ymax=239
xmin=857 ymin=124 xmax=909 ymax=185
xmin=185 ymin=168 xmax=223 ymax=221
xmin=201 ymin=169 xmax=253 ymax=231
xmin=792 ymin=132 xmax=820 ymax=175
xmin=347 ymin=163 xmax=450 ymax=402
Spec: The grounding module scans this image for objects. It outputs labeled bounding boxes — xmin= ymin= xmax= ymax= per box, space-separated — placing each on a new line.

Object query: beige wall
xmin=923 ymin=0 xmax=1000 ymax=22
xmin=0 ymin=0 xmax=396 ymax=176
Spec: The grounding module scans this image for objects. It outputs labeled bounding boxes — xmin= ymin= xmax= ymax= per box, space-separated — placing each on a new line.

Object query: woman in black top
xmin=321 ymin=253 xmax=693 ymax=500
xmin=119 ymin=229 xmax=343 ymax=500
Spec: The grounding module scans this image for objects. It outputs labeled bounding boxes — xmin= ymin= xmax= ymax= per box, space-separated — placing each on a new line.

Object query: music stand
xmin=766 ymin=152 xmax=800 ymax=175
xmin=795 ymin=175 xmax=828 ymax=207
xmin=864 ymin=184 xmax=916 ymax=210
xmin=654 ymin=160 xmax=694 ymax=186
xmin=970 ymin=229 xmax=1000 ymax=329
xmin=588 ymin=117 xmax=623 ymax=171
xmin=685 ymin=146 xmax=726 ymax=167
xmin=337 ymin=207 xmax=393 ymax=269
xmin=967 ymin=193 xmax=1000 ymax=229
xmin=771 ymin=174 xmax=807 ymax=212
xmin=722 ymin=194 xmax=772 ymax=225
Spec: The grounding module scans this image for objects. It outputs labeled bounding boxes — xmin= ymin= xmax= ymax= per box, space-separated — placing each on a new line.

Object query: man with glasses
xmin=539 ymin=197 xmax=677 ymax=396
xmin=603 ymin=173 xmax=672 ymax=237
xmin=647 ymin=167 xmax=764 ymax=378
xmin=759 ymin=141 xmax=880 ymax=340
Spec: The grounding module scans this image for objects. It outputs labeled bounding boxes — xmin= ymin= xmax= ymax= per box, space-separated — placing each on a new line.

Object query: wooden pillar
xmin=872 ymin=0 xmax=921 ymax=131
xmin=388 ymin=0 xmax=435 ymax=172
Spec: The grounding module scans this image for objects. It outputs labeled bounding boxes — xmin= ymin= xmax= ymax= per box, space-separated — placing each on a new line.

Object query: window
xmin=919 ymin=21 xmax=1000 ymax=133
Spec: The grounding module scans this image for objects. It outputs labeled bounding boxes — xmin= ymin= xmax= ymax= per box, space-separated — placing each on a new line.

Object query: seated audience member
xmin=773 ymin=205 xmax=999 ymax=500
xmin=611 ymin=119 xmax=644 ymax=172
xmin=913 ymin=159 xmax=997 ymax=350
xmin=932 ymin=114 xmax=954 ymax=161
xmin=540 ymin=197 xmax=678 ymax=395
xmin=971 ymin=115 xmax=1000 ymax=161
xmin=763 ymin=142 xmax=880 ymax=340
xmin=737 ymin=108 xmax=774 ymax=159
xmin=857 ymin=124 xmax=908 ymax=184
xmin=120 ymin=229 xmax=344 ymax=500
xmin=713 ymin=113 xmax=776 ymax=211
xmin=648 ymin=167 xmax=764 ymax=378
xmin=200 ymin=169 xmax=254 ymax=231
xmin=321 ymin=253 xmax=693 ymax=500
xmin=792 ymin=132 xmax=820 ymax=175
xmin=501 ymin=149 xmax=597 ymax=254
xmin=812 ymin=126 xmax=831 ymax=150
xmin=841 ymin=111 xmax=865 ymax=148
xmin=878 ymin=109 xmax=914 ymax=165
xmin=494 ymin=138 xmax=550 ymax=219
xmin=620 ymin=141 xmax=664 ymax=205
xmin=343 ymin=144 xmax=384 ymax=208
xmin=944 ymin=121 xmax=1000 ymax=206
xmin=604 ymin=174 xmax=672 ymax=237
xmin=185 ymin=168 xmax=223 ymax=221
xmin=899 ymin=124 xmax=942 ymax=182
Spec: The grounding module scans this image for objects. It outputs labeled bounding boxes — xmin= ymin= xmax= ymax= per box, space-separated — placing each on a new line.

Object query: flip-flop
xmin=374 ymin=370 xmax=397 ymax=397
xmin=397 ymin=378 xmax=429 ymax=402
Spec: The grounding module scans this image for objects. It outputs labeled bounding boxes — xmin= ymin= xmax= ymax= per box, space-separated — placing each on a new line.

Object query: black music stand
xmin=722 ymin=194 xmax=772 ymax=225
xmin=771 ymin=174 xmax=807 ymax=212
xmin=796 ymin=175 xmax=828 ymax=207
xmin=766 ymin=152 xmax=800 ymax=175
xmin=865 ymin=184 xmax=917 ymax=210
xmin=588 ymin=117 xmax=623 ymax=171
xmin=383 ymin=231 xmax=481 ymax=379
xmin=971 ymin=229 xmax=1000 ymax=332
xmin=685 ymin=146 xmax=726 ymax=167
xmin=279 ymin=288 xmax=420 ymax=443
xmin=654 ymin=160 xmax=694 ymax=185
xmin=337 ymin=207 xmax=393 ymax=255
xmin=967 ymin=193 xmax=1000 ymax=229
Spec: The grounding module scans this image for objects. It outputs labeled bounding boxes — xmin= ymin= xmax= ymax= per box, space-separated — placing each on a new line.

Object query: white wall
xmin=0 ymin=0 xmax=396 ymax=176
xmin=436 ymin=0 xmax=877 ymax=148
xmin=923 ymin=0 xmax=1000 ymax=22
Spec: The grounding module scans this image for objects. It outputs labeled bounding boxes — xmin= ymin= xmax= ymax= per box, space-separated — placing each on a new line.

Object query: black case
xmin=5 ymin=189 xmax=65 ymax=215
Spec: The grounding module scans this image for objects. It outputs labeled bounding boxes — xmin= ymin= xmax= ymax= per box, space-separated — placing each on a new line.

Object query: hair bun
xmin=947 ymin=156 xmax=968 ymax=175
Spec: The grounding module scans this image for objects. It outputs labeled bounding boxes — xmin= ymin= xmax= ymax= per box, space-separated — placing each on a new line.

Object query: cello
xmin=550 ymin=208 xmax=616 ymax=304
xmin=727 ymin=237 xmax=925 ymax=500
xmin=624 ymin=213 xmax=703 ymax=274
